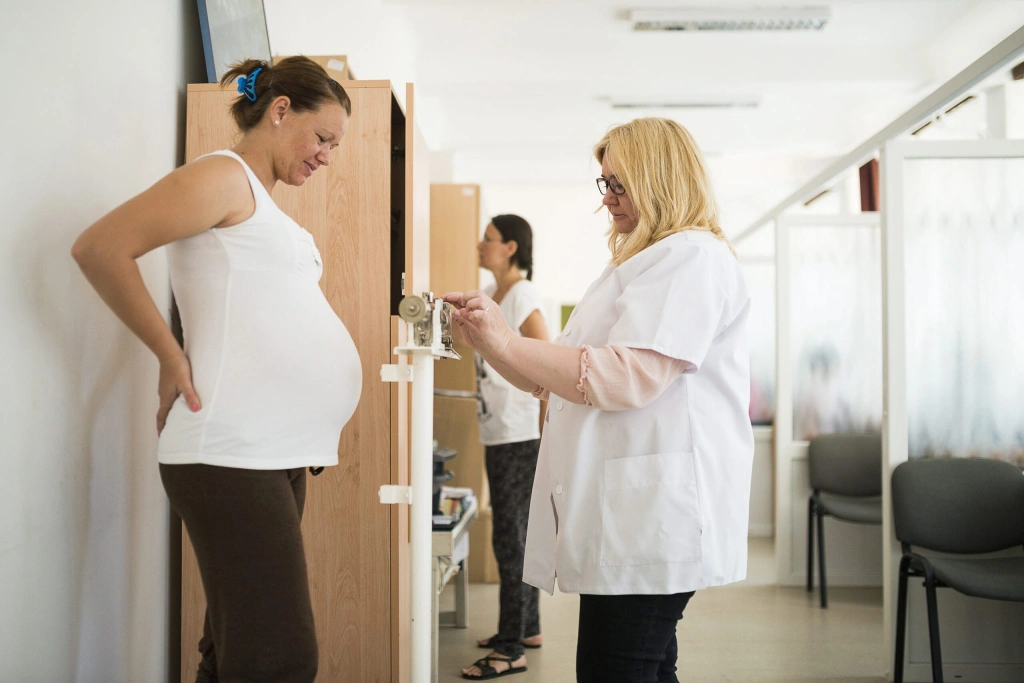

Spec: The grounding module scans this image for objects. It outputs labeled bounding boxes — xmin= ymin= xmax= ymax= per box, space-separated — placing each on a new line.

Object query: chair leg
xmin=894 ymin=556 xmax=911 ymax=683
xmin=807 ymin=497 xmax=815 ymax=593
xmin=924 ymin=573 xmax=944 ymax=683
xmin=817 ymin=505 xmax=828 ymax=608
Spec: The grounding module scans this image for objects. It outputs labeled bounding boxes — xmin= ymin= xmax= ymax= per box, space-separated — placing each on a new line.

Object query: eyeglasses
xmin=596 ymin=176 xmax=626 ymax=196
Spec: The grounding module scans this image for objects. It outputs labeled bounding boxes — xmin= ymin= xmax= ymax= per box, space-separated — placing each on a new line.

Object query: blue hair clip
xmin=236 ymin=67 xmax=263 ymax=103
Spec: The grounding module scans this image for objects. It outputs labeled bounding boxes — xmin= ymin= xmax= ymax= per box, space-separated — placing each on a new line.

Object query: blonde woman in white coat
xmin=446 ymin=118 xmax=754 ymax=683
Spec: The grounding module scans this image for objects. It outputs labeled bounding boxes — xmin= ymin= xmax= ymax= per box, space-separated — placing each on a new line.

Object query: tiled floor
xmin=438 ymin=538 xmax=886 ymax=682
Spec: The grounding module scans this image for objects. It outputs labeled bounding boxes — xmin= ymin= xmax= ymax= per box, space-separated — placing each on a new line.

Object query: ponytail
xmin=220 ymin=56 xmax=351 ymax=133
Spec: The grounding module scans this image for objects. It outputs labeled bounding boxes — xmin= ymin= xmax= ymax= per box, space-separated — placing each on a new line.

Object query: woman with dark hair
xmin=462 ymin=215 xmax=550 ymax=679
xmin=72 ymin=57 xmax=357 ymax=683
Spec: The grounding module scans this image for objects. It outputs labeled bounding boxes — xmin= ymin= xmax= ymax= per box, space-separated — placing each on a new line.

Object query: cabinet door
xmin=430 ymin=184 xmax=480 ymax=393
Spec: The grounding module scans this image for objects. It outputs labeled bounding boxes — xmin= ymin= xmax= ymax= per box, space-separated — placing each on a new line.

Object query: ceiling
xmin=264 ymin=0 xmax=1024 ymax=229
xmin=364 ymin=1 xmax=1022 ymax=229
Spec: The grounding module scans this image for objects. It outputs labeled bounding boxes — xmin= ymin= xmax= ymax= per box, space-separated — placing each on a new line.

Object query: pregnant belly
xmin=199 ymin=294 xmax=363 ymax=441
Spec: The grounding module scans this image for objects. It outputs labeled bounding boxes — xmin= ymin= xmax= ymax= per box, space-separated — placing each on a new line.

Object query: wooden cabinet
xmin=282 ymin=54 xmax=357 ymax=80
xmin=179 ymin=79 xmax=429 ymax=683
xmin=429 ymin=184 xmax=480 ymax=394
xmin=429 ymin=184 xmax=499 ymax=583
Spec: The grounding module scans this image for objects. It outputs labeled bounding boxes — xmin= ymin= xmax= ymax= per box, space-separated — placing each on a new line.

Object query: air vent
xmin=631 ymin=7 xmax=831 ymax=32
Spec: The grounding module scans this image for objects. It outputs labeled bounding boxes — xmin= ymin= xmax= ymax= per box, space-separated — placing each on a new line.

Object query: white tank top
xmin=157 ymin=150 xmax=362 ymax=470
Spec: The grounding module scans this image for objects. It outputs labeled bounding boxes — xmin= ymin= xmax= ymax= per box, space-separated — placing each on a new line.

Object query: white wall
xmin=263 ymin=0 xmax=418 ymax=107
xmin=0 ymin=2 xmax=205 ymax=681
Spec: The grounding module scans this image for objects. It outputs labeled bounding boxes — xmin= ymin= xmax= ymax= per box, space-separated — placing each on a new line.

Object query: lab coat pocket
xmin=599 ymin=452 xmax=702 ymax=567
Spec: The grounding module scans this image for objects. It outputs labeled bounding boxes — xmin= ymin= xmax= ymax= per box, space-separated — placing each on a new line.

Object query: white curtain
xmin=904 ymin=158 xmax=1024 ymax=465
xmin=790 ymin=224 xmax=883 ymax=441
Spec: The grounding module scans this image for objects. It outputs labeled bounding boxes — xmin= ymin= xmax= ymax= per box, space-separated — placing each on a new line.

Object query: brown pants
xmin=161 ymin=464 xmax=318 ymax=683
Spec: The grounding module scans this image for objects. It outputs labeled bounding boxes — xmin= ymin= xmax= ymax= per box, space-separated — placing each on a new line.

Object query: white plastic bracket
xmin=379 ymin=485 xmax=413 ymax=505
xmin=380 ymin=364 xmax=414 ymax=383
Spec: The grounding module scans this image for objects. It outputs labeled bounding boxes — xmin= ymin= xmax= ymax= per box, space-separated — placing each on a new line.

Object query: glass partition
xmin=904 ymin=157 xmax=1024 ymax=464
xmin=789 ymin=223 xmax=883 ymax=441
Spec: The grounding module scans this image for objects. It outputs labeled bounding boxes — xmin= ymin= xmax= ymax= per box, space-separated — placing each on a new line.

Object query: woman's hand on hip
xmin=443 ymin=291 xmax=516 ymax=359
xmin=157 ymin=353 xmax=202 ymax=435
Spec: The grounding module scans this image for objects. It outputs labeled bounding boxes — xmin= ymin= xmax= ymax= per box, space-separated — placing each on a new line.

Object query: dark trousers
xmin=160 ymin=464 xmax=318 ymax=683
xmin=485 ymin=439 xmax=542 ymax=659
xmin=576 ymin=592 xmax=695 ymax=683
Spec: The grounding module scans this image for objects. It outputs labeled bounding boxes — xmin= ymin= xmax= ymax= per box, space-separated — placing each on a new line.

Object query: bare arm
xmin=71 ymin=155 xmax=253 ymax=428
xmin=518 ymin=309 xmax=551 ymax=434
xmin=519 ymin=309 xmax=549 ymax=344
xmin=483 ymin=353 xmax=543 ymax=393
xmin=471 ymin=308 xmax=553 ymax=395
xmin=448 ymin=290 xmax=587 ymax=402
xmin=486 ymin=337 xmax=585 ymax=403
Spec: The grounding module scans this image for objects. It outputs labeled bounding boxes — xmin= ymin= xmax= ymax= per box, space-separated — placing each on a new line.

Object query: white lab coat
xmin=523 ymin=230 xmax=754 ymax=595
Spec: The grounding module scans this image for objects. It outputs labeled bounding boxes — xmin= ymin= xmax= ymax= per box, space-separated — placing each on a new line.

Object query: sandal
xmin=477 ymin=634 xmax=542 ymax=650
xmin=461 ymin=654 xmax=528 ymax=680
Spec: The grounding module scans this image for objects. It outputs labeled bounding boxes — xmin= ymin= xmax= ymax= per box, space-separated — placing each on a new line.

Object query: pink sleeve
xmin=579 ymin=345 xmax=691 ymax=411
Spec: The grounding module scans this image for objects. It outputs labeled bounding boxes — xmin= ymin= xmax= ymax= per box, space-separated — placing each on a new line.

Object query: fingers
xmin=461 ymin=295 xmax=492 ymax=313
xmin=155 ymin=388 xmax=201 ymax=435
xmin=452 ymin=314 xmax=482 ymax=348
xmin=452 ymin=308 xmax=489 ymax=325
xmin=444 ymin=290 xmax=489 ymax=309
xmin=442 ymin=292 xmax=467 ymax=309
xmin=181 ymin=382 xmax=202 ymax=413
xmin=154 ymin=355 xmax=201 ymax=434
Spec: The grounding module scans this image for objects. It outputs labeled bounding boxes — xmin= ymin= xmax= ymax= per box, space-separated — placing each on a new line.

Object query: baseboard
xmin=900 ymin=662 xmax=1024 ymax=682
xmin=782 ymin=571 xmax=882 ymax=588
xmin=748 ymin=523 xmax=774 ymax=538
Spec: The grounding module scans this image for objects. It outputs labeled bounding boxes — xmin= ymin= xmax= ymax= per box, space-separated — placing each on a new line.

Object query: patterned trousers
xmin=485 ymin=439 xmax=542 ymax=659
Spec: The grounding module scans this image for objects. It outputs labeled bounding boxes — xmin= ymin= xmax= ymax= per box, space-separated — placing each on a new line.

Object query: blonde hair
xmin=594 ymin=117 xmax=734 ymax=265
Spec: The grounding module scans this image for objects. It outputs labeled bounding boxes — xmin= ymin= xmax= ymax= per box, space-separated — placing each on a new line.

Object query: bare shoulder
xmin=157 ymin=154 xmax=255 ymax=228
xmin=175 ymin=154 xmax=252 ymax=198
xmin=73 ymin=153 xmax=259 ymax=258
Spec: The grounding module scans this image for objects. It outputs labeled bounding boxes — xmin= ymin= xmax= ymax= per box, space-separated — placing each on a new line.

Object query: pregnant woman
xmin=72 ymin=56 xmax=360 ymax=683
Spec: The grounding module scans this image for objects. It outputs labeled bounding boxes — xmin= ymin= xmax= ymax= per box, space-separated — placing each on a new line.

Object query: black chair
xmin=807 ymin=432 xmax=883 ymax=608
xmin=892 ymin=457 xmax=1024 ymax=683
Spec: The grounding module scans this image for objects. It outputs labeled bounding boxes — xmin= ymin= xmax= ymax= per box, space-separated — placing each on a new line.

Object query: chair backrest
xmin=808 ymin=432 xmax=882 ymax=497
xmin=892 ymin=457 xmax=1024 ymax=554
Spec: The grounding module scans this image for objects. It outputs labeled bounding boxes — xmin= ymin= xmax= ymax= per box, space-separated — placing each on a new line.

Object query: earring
xmin=274 ymin=120 xmax=280 ymax=125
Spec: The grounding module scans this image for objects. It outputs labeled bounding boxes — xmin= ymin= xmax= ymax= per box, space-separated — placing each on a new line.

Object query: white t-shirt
xmin=476 ymin=280 xmax=545 ymax=446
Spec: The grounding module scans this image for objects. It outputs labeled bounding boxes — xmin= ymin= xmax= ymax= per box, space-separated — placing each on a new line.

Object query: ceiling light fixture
xmin=630 ymin=7 xmax=831 ymax=32
xmin=610 ymin=98 xmax=761 ymax=109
